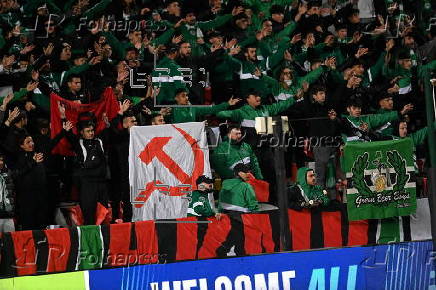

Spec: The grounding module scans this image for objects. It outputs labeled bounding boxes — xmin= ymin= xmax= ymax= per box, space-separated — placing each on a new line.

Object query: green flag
xmin=78 ymin=225 xmax=104 ymax=270
xmin=343 ymin=138 xmax=417 ymax=221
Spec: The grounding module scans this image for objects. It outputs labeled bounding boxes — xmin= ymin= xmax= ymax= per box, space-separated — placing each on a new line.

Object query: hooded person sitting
xmin=287 ymin=167 xmax=330 ymax=210
xmin=211 ymin=124 xmax=263 ymax=180
xmin=218 ymin=163 xmax=259 ymax=213
xmin=187 ymin=175 xmax=221 ymax=219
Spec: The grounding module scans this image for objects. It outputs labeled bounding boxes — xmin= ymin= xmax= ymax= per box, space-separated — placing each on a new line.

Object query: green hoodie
xmin=187 ymin=190 xmax=216 ymax=217
xmin=211 ymin=137 xmax=263 ymax=180
xmin=295 ymin=167 xmax=329 ymax=205
xmin=218 ymin=178 xmax=259 ymax=212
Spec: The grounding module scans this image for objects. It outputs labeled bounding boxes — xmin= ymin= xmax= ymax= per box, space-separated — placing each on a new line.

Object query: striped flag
xmin=343 ymin=139 xmax=417 ymax=221
xmin=287 ymin=199 xmax=431 ymax=251
xmin=0 ymin=212 xmax=280 ymax=277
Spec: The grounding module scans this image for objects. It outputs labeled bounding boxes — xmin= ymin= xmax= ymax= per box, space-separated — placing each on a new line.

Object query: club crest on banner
xmin=343 ymin=138 xmax=416 ymax=221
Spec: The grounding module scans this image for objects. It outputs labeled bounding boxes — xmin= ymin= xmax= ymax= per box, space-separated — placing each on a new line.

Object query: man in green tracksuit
xmin=152 ymin=44 xmax=187 ymax=105
xmin=187 ymin=175 xmax=221 ymax=219
xmin=211 ymin=124 xmax=263 ymax=180
xmin=216 ymin=91 xmax=296 ymax=146
xmin=287 ymin=167 xmax=330 ymax=210
xmin=339 ymin=97 xmax=413 ymax=143
xmin=218 ymin=163 xmax=259 ymax=213
xmin=238 ymin=41 xmax=289 ymax=99
xmin=373 ymin=94 xmax=413 ymax=137
xmin=153 ymin=7 xmax=239 ymax=56
xmin=168 ymin=89 xmax=241 ymax=123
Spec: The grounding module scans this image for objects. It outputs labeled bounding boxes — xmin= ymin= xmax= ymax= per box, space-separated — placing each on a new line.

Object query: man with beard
xmin=238 ymin=44 xmax=288 ymax=100
xmin=152 ymin=44 xmax=187 ymax=105
xmin=175 ymin=40 xmax=218 ymax=104
xmin=211 ymin=124 xmax=263 ymax=180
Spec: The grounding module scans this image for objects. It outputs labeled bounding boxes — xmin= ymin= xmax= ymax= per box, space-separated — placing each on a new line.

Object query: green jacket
xmin=0 ymin=88 xmax=29 ymax=105
xmin=256 ymin=22 xmax=296 ymax=60
xmin=293 ymin=167 xmax=330 ymax=205
xmin=218 ymin=178 xmax=259 ymax=212
xmin=373 ymin=108 xmax=395 ymax=136
xmin=342 ymin=111 xmax=400 ymax=142
xmin=238 ymin=39 xmax=288 ymax=98
xmin=263 ymin=66 xmax=326 ymax=101
xmin=152 ymin=56 xmax=187 ymax=105
xmin=187 ymin=190 xmax=215 ymax=217
xmin=176 ymin=15 xmax=232 ymax=56
xmin=216 ymin=97 xmax=295 ymax=127
xmin=170 ymin=102 xmax=229 ymax=123
xmin=211 ymin=137 xmax=263 ymax=180
xmin=211 ymin=53 xmax=241 ymax=83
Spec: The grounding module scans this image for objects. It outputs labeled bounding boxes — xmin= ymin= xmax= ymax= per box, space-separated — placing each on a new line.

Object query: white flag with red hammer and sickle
xmin=129 ymin=122 xmax=212 ymax=221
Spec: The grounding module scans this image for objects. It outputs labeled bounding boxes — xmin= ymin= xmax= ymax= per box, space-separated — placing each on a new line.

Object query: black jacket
xmin=66 ymin=132 xmax=107 ymax=179
xmin=287 ymin=97 xmax=340 ymax=145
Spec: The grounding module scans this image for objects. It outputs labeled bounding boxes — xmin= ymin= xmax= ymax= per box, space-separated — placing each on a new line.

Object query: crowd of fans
xmin=0 ymin=0 xmax=435 ymax=231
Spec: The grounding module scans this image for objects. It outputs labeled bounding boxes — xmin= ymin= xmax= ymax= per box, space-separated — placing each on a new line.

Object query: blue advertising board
xmin=89 ymin=240 xmax=435 ymax=290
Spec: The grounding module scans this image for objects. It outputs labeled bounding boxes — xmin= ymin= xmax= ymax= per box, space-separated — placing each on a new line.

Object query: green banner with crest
xmin=343 ymin=138 xmax=416 ymax=221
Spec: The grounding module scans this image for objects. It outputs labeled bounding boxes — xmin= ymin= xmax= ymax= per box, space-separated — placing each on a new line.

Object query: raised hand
xmin=228 ymin=45 xmax=241 ymax=55
xmin=328 ymin=109 xmax=337 ymax=120
xmin=117 ymin=70 xmax=129 ymax=83
xmin=6 ymin=107 xmax=20 ymax=125
xmin=298 ymin=3 xmax=307 ymax=15
xmin=232 ymin=6 xmax=244 ymax=16
xmin=400 ymin=103 xmax=414 ymax=115
xmin=58 ymin=102 xmax=66 ymax=119
xmin=20 ymin=44 xmax=35 ymax=55
xmin=63 ymin=121 xmax=74 ymax=131
xmin=33 ymin=153 xmax=44 ymax=163
xmin=159 ymin=107 xmax=172 ymax=116
xmin=174 ymin=19 xmax=185 ymax=29
xmin=118 ymin=99 xmax=131 ymax=115
xmin=0 ymin=93 xmax=14 ymax=111
xmin=228 ymin=96 xmax=241 ymax=106
xmin=385 ymin=39 xmax=395 ymax=52
xmin=225 ymin=38 xmax=237 ymax=49
xmin=355 ymin=47 xmax=369 ymax=59
xmin=290 ymin=33 xmax=301 ymax=44
xmin=26 ymin=81 xmax=39 ymax=92
xmin=359 ymin=122 xmax=369 ymax=132
xmin=284 ymin=49 xmax=293 ymax=61
xmin=171 ymin=34 xmax=183 ymax=44
xmin=102 ymin=112 xmax=110 ymax=128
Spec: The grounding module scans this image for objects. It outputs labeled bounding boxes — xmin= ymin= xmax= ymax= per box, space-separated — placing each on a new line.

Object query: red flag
xmin=50 ymin=87 xmax=119 ymax=155
xmin=95 ymin=202 xmax=110 ymax=225
xmin=246 ymin=178 xmax=270 ymax=202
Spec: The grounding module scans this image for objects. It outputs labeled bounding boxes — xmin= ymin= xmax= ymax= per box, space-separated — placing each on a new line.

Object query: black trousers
xmin=77 ymin=178 xmax=109 ymax=225
xmin=16 ymin=190 xmax=48 ymax=230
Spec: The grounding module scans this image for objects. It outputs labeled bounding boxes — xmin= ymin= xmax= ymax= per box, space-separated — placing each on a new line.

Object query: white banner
xmin=129 ymin=122 xmax=211 ymax=221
